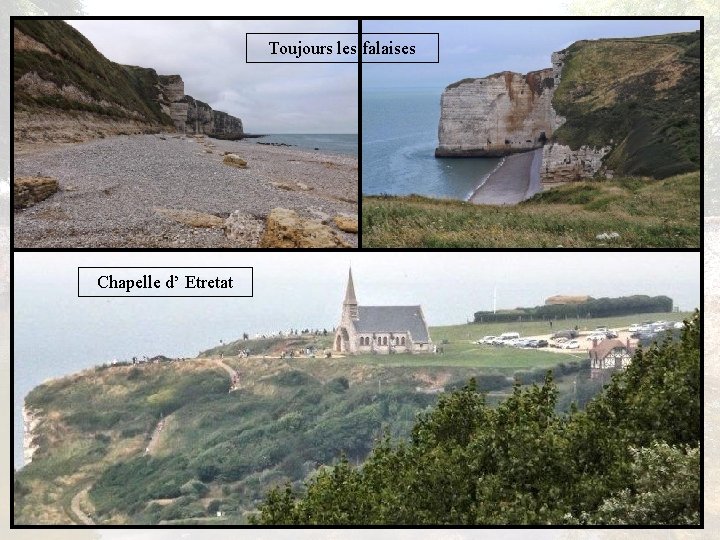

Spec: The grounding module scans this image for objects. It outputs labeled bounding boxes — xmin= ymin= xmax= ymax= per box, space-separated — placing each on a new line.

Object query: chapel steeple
xmin=343 ymin=268 xmax=358 ymax=320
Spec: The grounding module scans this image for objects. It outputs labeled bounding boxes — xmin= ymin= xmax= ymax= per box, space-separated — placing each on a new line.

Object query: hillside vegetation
xmin=14 ymin=20 xmax=171 ymax=125
xmin=552 ymin=32 xmax=700 ymax=178
xmin=363 ymin=172 xmax=700 ymax=248
xmin=253 ymin=312 xmax=700 ymax=525
xmin=473 ymin=295 xmax=673 ymax=323
xmin=13 ymin=315 xmax=643 ymax=525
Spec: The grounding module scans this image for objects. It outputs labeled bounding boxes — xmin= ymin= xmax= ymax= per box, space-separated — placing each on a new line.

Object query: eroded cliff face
xmin=436 ymin=69 xmax=563 ymax=158
xmin=160 ymin=84 xmax=244 ymax=139
xmin=13 ymin=20 xmax=244 ymax=146
xmin=436 ymin=48 xmax=607 ymax=182
xmin=541 ymin=143 xmax=611 ymax=183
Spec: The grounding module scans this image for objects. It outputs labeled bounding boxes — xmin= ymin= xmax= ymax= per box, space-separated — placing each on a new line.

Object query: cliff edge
xmin=436 ymin=31 xmax=700 ymax=182
xmin=13 ymin=20 xmax=243 ymax=147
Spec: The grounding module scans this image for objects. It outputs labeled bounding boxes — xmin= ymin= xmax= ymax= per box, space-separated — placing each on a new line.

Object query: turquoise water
xmin=362 ymin=88 xmax=500 ymax=199
xmin=255 ymin=133 xmax=357 ymax=156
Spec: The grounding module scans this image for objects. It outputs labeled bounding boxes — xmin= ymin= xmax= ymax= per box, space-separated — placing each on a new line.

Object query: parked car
xmin=673 ymin=321 xmax=684 ymax=329
xmin=481 ymin=336 xmax=497 ymax=344
xmin=628 ymin=324 xmax=641 ymax=332
xmin=562 ymin=340 xmax=580 ymax=349
xmin=553 ymin=329 xmax=578 ymax=340
xmin=595 ymin=326 xmax=608 ymax=333
xmin=526 ymin=339 xmax=538 ymax=348
xmin=552 ymin=337 xmax=568 ymax=348
xmin=536 ymin=339 xmax=549 ymax=348
xmin=605 ymin=330 xmax=618 ymax=338
xmin=586 ymin=333 xmax=606 ymax=341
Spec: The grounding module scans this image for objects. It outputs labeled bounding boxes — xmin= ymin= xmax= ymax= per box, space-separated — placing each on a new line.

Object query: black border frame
xmin=9 ymin=14 xmax=705 ymax=531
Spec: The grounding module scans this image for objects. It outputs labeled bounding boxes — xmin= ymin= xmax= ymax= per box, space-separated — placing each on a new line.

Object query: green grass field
xmin=430 ymin=311 xmax=692 ymax=344
xmin=363 ymin=173 xmax=700 ymax=248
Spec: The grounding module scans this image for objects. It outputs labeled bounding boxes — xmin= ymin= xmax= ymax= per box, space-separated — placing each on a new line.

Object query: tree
xmin=252 ymin=312 xmax=700 ymax=526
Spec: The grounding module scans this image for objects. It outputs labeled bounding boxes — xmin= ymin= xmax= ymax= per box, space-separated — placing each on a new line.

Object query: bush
xmin=197 ymin=464 xmax=219 ymax=482
xmin=207 ymin=499 xmax=222 ymax=515
xmin=327 ymin=376 xmax=350 ymax=393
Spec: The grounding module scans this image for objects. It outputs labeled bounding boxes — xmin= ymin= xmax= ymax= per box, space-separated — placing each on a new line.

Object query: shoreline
xmin=14 ymin=134 xmax=358 ymax=248
xmin=465 ymin=157 xmax=505 ymax=202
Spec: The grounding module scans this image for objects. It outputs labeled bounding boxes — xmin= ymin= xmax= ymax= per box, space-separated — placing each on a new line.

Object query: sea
xmin=253 ymin=133 xmax=358 ymax=157
xmin=362 ymin=87 xmax=500 ymax=199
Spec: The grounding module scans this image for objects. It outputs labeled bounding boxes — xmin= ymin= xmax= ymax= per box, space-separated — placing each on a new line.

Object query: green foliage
xmin=271 ymin=370 xmax=317 ymax=387
xmin=552 ymin=32 xmax=700 ymax=178
xmin=327 ymin=376 xmax=350 ymax=393
xmin=14 ymin=20 xmax=172 ymax=125
xmin=571 ymin=442 xmax=700 ymax=525
xmin=473 ymin=294 xmax=672 ymax=323
xmin=253 ymin=312 xmax=700 ymax=525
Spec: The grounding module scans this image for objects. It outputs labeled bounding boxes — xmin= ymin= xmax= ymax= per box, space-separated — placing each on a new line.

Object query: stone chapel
xmin=333 ymin=269 xmax=432 ymax=355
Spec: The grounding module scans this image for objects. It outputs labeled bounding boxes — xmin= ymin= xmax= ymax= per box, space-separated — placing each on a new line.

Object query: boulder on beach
xmin=333 ymin=215 xmax=358 ymax=233
xmin=224 ymin=210 xmax=265 ymax=246
xmin=260 ymin=208 xmax=350 ymax=248
xmin=14 ymin=176 xmax=59 ymax=209
xmin=223 ymin=154 xmax=247 ymax=168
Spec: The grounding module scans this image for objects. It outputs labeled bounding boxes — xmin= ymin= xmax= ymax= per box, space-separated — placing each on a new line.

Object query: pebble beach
xmin=13 ymin=134 xmax=358 ymax=248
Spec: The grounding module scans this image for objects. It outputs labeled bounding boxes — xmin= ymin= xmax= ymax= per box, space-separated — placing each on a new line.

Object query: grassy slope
xmin=552 ymin=32 xmax=700 ymax=178
xmin=15 ymin=312 xmax=691 ymax=523
xmin=14 ymin=360 xmax=229 ymax=524
xmin=14 ymin=20 xmax=171 ymax=125
xmin=363 ymin=172 xmax=699 ymax=248
xmin=15 ymin=330 xmax=612 ymax=525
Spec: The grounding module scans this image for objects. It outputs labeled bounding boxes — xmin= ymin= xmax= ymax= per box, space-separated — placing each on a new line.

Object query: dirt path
xmin=70 ymin=486 xmax=94 ymax=525
xmin=145 ymin=415 xmax=170 ymax=456
xmin=214 ymin=359 xmax=240 ymax=391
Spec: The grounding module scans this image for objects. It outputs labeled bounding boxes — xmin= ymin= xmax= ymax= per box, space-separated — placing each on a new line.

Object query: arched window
xmin=382 ymin=336 xmax=387 ymax=345
xmin=395 ymin=337 xmax=399 ymax=345
xmin=365 ymin=337 xmax=370 ymax=346
xmin=401 ymin=337 xmax=406 ymax=345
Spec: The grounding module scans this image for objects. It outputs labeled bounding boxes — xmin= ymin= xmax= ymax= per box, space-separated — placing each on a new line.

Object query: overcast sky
xmin=66 ymin=20 xmax=358 ymax=134
xmin=362 ymin=19 xmax=701 ymax=89
xmin=15 ymin=251 xmax=700 ymax=347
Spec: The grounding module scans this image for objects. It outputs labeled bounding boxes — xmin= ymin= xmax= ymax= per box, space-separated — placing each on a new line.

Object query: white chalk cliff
xmin=436 ymin=50 xmax=607 ymax=182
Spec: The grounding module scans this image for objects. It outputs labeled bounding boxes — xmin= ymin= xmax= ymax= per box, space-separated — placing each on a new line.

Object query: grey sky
xmin=66 ymin=20 xmax=358 ymax=134
xmin=362 ymin=19 xmax=701 ymax=89
xmin=15 ymin=251 xmax=700 ymax=346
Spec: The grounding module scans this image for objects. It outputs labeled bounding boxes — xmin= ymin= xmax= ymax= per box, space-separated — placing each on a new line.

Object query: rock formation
xmin=436 ymin=69 xmax=562 ymax=158
xmin=541 ymin=143 xmax=611 ymax=183
xmin=14 ymin=177 xmax=59 ymax=209
xmin=260 ymin=208 xmax=350 ymax=248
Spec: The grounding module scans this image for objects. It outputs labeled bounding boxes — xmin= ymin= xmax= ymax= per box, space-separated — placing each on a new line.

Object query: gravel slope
xmin=468 ymin=148 xmax=542 ymax=205
xmin=14 ymin=134 xmax=358 ymax=248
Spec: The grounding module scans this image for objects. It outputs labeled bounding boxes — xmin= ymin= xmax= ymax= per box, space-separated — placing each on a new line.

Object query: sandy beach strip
xmin=13 ymin=134 xmax=358 ymax=248
xmin=468 ymin=148 xmax=542 ymax=205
